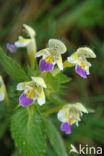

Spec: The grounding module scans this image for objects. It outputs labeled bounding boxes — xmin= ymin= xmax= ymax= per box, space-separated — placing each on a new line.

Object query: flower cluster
xmin=5 ymin=24 xmax=96 ymax=135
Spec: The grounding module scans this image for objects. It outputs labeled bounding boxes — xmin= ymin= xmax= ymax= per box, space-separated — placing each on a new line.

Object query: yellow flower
xmin=35 ymin=39 xmax=67 ymax=72
xmin=17 ymin=77 xmax=47 ymax=106
xmin=0 ymin=76 xmax=7 ymax=102
xmin=57 ymin=103 xmax=88 ymax=126
xmin=65 ymin=47 xmax=96 ymax=78
xmin=15 ymin=24 xmax=37 ymax=68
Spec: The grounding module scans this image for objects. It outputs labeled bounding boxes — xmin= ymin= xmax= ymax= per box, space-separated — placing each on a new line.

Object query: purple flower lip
xmin=75 ymin=64 xmax=87 ymax=79
xmin=6 ymin=43 xmax=17 ymax=53
xmin=60 ymin=122 xmax=71 ymax=135
xmin=39 ymin=59 xmax=54 ymax=72
xmin=19 ymin=94 xmax=34 ymax=107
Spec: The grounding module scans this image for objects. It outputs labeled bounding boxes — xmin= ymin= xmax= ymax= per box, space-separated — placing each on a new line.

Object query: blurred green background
xmin=0 ymin=0 xmax=104 ymax=155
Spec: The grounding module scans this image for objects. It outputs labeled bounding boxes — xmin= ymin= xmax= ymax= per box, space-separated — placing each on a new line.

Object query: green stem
xmin=4 ymin=86 xmax=11 ymax=110
xmin=14 ymin=104 xmax=21 ymax=110
xmin=27 ymin=38 xmax=37 ymax=69
xmin=52 ymin=60 xmax=74 ymax=76
xmin=52 ymin=68 xmax=60 ymax=76
xmin=28 ymin=51 xmax=36 ymax=69
xmin=43 ymin=105 xmax=63 ymax=116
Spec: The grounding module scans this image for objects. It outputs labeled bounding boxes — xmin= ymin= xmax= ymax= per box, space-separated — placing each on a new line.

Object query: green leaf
xmin=0 ymin=48 xmax=28 ymax=82
xmin=11 ymin=107 xmax=46 ymax=156
xmin=55 ymin=73 xmax=71 ymax=84
xmin=44 ymin=73 xmax=60 ymax=94
xmin=44 ymin=73 xmax=71 ymax=95
xmin=44 ymin=118 xmax=68 ymax=156
xmin=11 ymin=150 xmax=19 ymax=156
xmin=0 ymin=118 xmax=9 ymax=138
xmin=46 ymin=145 xmax=57 ymax=156
xmin=0 ymin=102 xmax=9 ymax=138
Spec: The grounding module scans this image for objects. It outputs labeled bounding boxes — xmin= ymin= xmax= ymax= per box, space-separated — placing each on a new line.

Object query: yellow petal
xmin=23 ymin=24 xmax=36 ymax=38
xmin=77 ymin=47 xmax=96 ymax=58
xmin=68 ymin=117 xmax=74 ymax=124
xmin=31 ymin=77 xmax=47 ymax=88
xmin=45 ymin=56 xmax=53 ymax=63
xmin=57 ymin=56 xmax=63 ymax=70
xmin=37 ymin=90 xmax=45 ymax=105
xmin=74 ymin=103 xmax=88 ymax=113
xmin=0 ymin=76 xmax=6 ymax=101
xmin=48 ymin=39 xmax=67 ymax=54
xmin=0 ymin=92 xmax=5 ymax=101
xmin=15 ymin=36 xmax=30 ymax=47
xmin=57 ymin=106 xmax=69 ymax=122
xmin=17 ymin=82 xmax=30 ymax=90
xmin=26 ymin=89 xmax=34 ymax=99
xmin=63 ymin=60 xmax=74 ymax=68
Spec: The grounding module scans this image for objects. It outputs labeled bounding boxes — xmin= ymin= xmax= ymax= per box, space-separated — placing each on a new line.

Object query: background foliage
xmin=0 ymin=0 xmax=104 ymax=156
